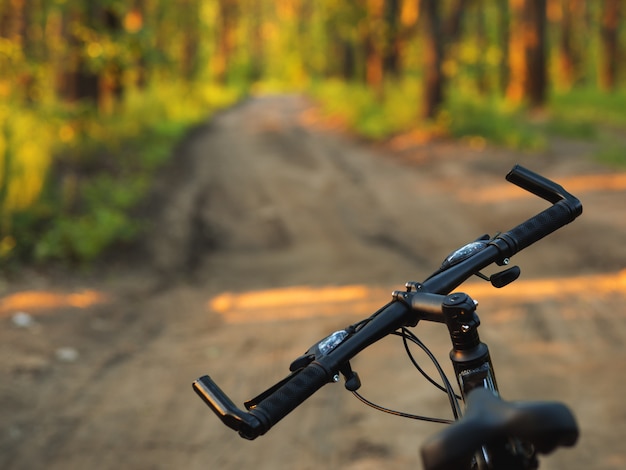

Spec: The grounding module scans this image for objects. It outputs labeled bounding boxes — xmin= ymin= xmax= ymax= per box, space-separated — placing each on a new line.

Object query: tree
xmin=382 ymin=0 xmax=402 ymax=77
xmin=53 ymin=3 xmax=125 ymax=112
xmin=421 ymin=0 xmax=445 ymax=119
xmin=497 ymin=0 xmax=510 ymax=94
xmin=420 ymin=0 xmax=468 ymax=119
xmin=214 ymin=0 xmax=239 ymax=83
xmin=558 ymin=0 xmax=582 ymax=89
xmin=506 ymin=0 xmax=548 ymax=108
xmin=247 ymin=0 xmax=265 ymax=81
xmin=364 ymin=0 xmax=385 ymax=93
xmin=524 ymin=0 xmax=547 ymax=107
xmin=600 ymin=0 xmax=621 ymax=91
xmin=180 ymin=0 xmax=201 ymax=81
xmin=324 ymin=1 xmax=365 ymax=81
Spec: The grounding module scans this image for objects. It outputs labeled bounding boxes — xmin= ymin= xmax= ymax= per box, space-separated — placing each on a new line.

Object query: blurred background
xmin=1 ymin=1 xmax=626 ymax=469
xmin=1 ymin=0 xmax=626 ymax=264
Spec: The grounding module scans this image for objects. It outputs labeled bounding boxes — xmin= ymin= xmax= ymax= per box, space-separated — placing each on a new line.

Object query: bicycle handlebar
xmin=421 ymin=388 xmax=579 ymax=470
xmin=423 ymin=165 xmax=582 ymax=294
xmin=193 ymin=165 xmax=583 ymax=465
xmin=194 ymin=362 xmax=333 ymax=439
xmin=493 ymin=165 xmax=582 ymax=258
xmin=194 ymin=299 xmax=418 ymax=439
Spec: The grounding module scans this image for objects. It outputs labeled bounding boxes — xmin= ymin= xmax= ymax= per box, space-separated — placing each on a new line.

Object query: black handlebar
xmin=506 ymin=164 xmax=578 ymax=204
xmin=194 ymin=362 xmax=333 ymax=439
xmin=496 ymin=165 xmax=582 ymax=257
xmin=194 ymin=299 xmax=417 ymax=439
xmin=193 ymin=165 xmax=583 ymax=465
xmin=421 ymin=388 xmax=579 ymax=470
xmin=423 ymin=165 xmax=582 ymax=294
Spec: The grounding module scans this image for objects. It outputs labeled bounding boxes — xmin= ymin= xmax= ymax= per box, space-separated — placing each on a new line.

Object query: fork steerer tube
xmin=442 ymin=293 xmax=499 ymax=398
xmin=451 ymin=343 xmax=498 ymax=400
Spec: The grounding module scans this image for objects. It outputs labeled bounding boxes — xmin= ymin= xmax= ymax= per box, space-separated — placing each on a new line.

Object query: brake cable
xmin=348 ymin=327 xmax=462 ymax=424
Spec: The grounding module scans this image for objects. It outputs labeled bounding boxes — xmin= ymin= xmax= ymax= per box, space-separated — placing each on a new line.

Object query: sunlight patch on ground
xmin=0 ymin=290 xmax=110 ymax=317
xmin=210 ymin=270 xmax=626 ymax=324
xmin=209 ymin=285 xmax=388 ymax=323
xmin=460 ymin=173 xmax=626 ymax=203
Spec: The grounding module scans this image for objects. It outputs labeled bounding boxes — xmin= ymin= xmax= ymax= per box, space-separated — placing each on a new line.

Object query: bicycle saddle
xmin=420 ymin=387 xmax=579 ymax=470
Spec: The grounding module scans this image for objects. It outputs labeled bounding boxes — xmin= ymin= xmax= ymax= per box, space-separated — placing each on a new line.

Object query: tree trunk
xmin=248 ymin=0 xmax=264 ymax=81
xmin=383 ymin=0 xmax=402 ymax=77
xmin=340 ymin=40 xmax=357 ymax=81
xmin=215 ymin=0 xmax=238 ymax=84
xmin=475 ymin=0 xmax=489 ymax=94
xmin=124 ymin=1 xmax=147 ymax=88
xmin=56 ymin=7 xmax=97 ymax=104
xmin=0 ymin=0 xmax=26 ymax=43
xmin=506 ymin=0 xmax=527 ymax=103
xmin=524 ymin=0 xmax=547 ymax=108
xmin=559 ymin=0 xmax=575 ymax=89
xmin=421 ymin=0 xmax=445 ymax=120
xmin=181 ymin=0 xmax=200 ymax=81
xmin=365 ymin=0 xmax=384 ymax=94
xmin=0 ymin=0 xmax=35 ymax=100
xmin=98 ymin=8 xmax=124 ymax=114
xmin=324 ymin=6 xmax=359 ymax=81
xmin=55 ymin=5 xmax=124 ymax=111
xmin=498 ymin=0 xmax=510 ymax=95
xmin=506 ymin=0 xmax=548 ymax=108
xmin=600 ymin=0 xmax=621 ymax=91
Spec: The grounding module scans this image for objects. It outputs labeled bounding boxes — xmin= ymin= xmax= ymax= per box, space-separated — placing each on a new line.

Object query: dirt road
xmin=2 ymin=95 xmax=626 ymax=469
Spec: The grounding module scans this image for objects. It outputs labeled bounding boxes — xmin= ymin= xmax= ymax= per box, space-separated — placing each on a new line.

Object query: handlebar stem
xmin=442 ymin=293 xmax=480 ymax=351
xmin=440 ymin=293 xmax=499 ymax=399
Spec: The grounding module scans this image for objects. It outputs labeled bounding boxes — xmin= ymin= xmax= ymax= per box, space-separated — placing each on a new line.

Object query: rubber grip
xmin=421 ymin=388 xmax=579 ymax=470
xmin=494 ymin=200 xmax=577 ymax=258
xmin=243 ymin=362 xmax=331 ymax=439
xmin=506 ymin=165 xmax=569 ymax=204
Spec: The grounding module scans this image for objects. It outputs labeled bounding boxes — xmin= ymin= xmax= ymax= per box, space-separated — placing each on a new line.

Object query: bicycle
xmin=193 ymin=165 xmax=582 ymax=470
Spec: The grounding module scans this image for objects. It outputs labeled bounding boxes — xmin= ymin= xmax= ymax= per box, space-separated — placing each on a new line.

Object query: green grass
xmin=593 ymin=132 xmax=626 ymax=169
xmin=550 ymin=88 xmax=626 ymax=128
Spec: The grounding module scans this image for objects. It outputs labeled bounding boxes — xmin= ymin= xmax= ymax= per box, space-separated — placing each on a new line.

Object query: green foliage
xmin=1 ymin=81 xmax=242 ymax=265
xmin=311 ymin=80 xmax=546 ymax=149
xmin=311 ymin=79 xmax=423 ymax=139
xmin=547 ymin=89 xmax=626 ymax=167
xmin=0 ymin=103 xmax=56 ymax=216
xmin=4 ymin=0 xmax=626 ymax=267
xmin=34 ymin=205 xmax=140 ymax=263
xmin=311 ymin=80 xmax=626 ymax=172
xmin=443 ymin=93 xmax=546 ymax=150
xmin=541 ymin=117 xmax=597 ymax=140
xmin=550 ymin=88 xmax=626 ymax=128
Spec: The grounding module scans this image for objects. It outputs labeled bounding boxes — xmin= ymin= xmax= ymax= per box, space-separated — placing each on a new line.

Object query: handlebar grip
xmin=194 ymin=362 xmax=332 ymax=440
xmin=420 ymin=388 xmax=579 ymax=470
xmin=494 ymin=165 xmax=583 ymax=258
xmin=193 ymin=375 xmax=265 ymax=437
xmin=245 ymin=362 xmax=332 ymax=439
xmin=494 ymin=200 xmax=580 ymax=258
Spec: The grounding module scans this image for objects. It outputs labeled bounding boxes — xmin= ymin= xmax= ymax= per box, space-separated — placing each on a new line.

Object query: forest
xmin=1 ymin=0 xmax=625 ymax=265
